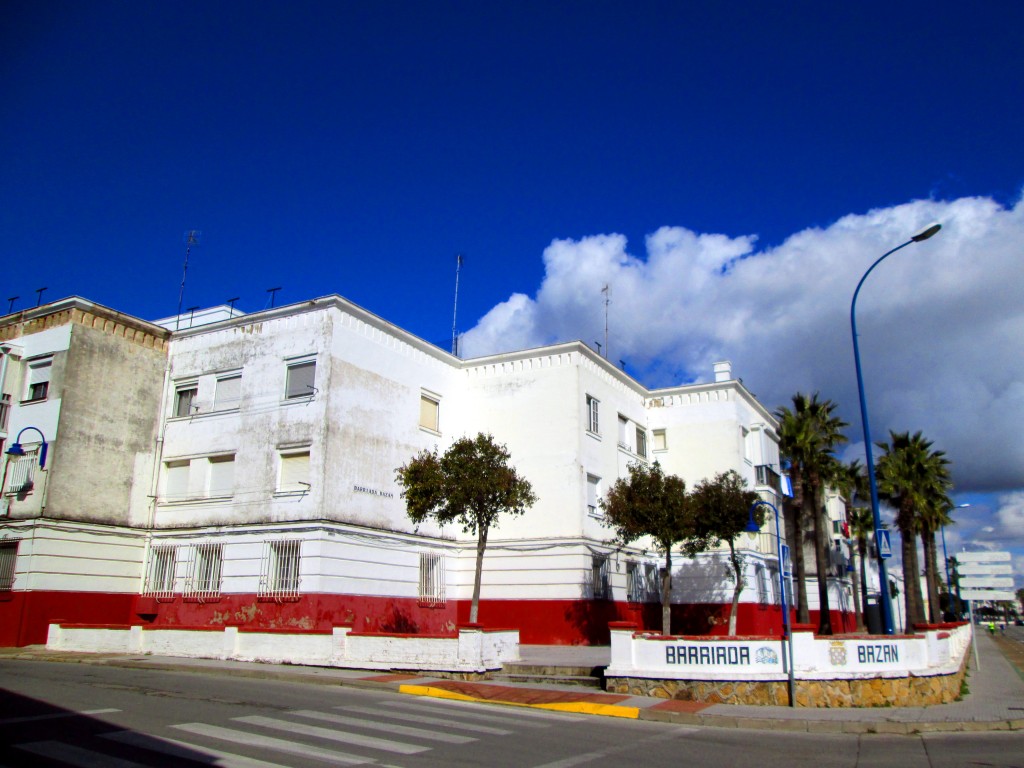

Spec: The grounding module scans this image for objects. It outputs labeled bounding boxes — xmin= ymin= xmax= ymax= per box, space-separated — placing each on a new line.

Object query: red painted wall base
xmin=1 ymin=590 xmax=851 ymax=647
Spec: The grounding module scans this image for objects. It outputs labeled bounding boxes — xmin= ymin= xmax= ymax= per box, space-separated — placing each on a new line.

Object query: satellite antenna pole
xmin=35 ymin=287 xmax=48 ymax=307
xmin=452 ymin=253 xmax=463 ymax=356
xmin=7 ymin=296 xmax=19 ymax=313
xmin=601 ymin=284 xmax=610 ymax=358
xmin=267 ymin=287 xmax=282 ymax=308
xmin=176 ymin=230 xmax=201 ymax=331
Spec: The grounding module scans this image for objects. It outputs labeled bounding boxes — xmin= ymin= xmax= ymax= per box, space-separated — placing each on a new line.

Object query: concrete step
xmin=494 ymin=663 xmax=606 ymax=688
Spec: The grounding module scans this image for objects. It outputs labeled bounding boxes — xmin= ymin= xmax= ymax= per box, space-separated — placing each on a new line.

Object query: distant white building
xmin=1 ymin=294 xmax=824 ymax=647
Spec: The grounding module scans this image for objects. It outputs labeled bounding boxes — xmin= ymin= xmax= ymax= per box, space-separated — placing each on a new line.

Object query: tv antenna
xmin=35 ymin=287 xmax=48 ymax=307
xmin=601 ymin=284 xmax=610 ymax=358
xmin=176 ymin=230 xmax=201 ymax=330
xmin=7 ymin=296 xmax=18 ymax=313
xmin=266 ymin=287 xmax=282 ymax=308
xmin=451 ymin=253 xmax=464 ymax=356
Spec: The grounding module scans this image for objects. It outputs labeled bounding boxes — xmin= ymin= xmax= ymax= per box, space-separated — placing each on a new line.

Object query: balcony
xmin=755 ymin=464 xmax=782 ymax=494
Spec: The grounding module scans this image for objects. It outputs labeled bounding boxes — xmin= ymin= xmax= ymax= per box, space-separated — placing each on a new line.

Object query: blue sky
xmin=3 ymin=1 xmax=1023 ymax=592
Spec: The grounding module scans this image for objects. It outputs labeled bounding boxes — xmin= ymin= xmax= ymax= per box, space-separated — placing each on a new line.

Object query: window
xmin=278 ymin=449 xmax=311 ymax=493
xmin=24 ymin=359 xmax=51 ymax=403
xmin=285 ymin=360 xmax=316 ymax=399
xmin=0 ymin=393 xmax=10 ymax=431
xmin=591 ymin=555 xmax=609 ymax=599
xmin=184 ymin=543 xmax=222 ymax=600
xmin=163 ymin=460 xmax=191 ymax=501
xmin=259 ymin=540 xmax=301 ymax=600
xmin=143 ymin=545 xmax=178 ymax=598
xmin=207 ymin=455 xmax=235 ymax=497
xmin=586 ymin=474 xmax=601 ymax=517
xmin=627 ymin=562 xmax=642 ymax=603
xmin=419 ymin=551 xmax=445 ymax=605
xmin=174 ymin=385 xmax=197 ymax=417
xmin=653 ymin=429 xmax=667 ymax=452
xmin=742 ymin=427 xmax=754 ymax=463
xmin=755 ymin=563 xmax=770 ymax=605
xmin=419 ymin=393 xmax=440 ymax=432
xmin=635 ymin=427 xmax=647 ymax=458
xmin=0 ymin=541 xmax=18 ymax=591
xmin=617 ymin=415 xmax=628 ymax=448
xmin=214 ymin=375 xmax=241 ymax=410
xmin=3 ymin=448 xmax=39 ymax=495
xmin=585 ymin=395 xmax=600 ymax=434
xmin=645 ymin=563 xmax=660 ymax=600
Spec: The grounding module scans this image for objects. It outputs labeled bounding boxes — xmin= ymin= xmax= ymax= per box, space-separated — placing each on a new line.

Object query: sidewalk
xmin=2 ymin=630 xmax=1021 ymax=735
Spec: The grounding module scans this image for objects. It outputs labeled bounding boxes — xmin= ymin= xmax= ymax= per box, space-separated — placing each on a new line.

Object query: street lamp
xmin=850 ymin=223 xmax=942 ymax=635
xmin=5 ymin=426 xmax=50 ymax=468
xmin=748 ymin=499 xmax=795 ymax=707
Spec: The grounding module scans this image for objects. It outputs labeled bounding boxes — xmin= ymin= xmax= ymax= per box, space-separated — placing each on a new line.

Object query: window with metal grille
xmin=3 ymin=448 xmax=38 ymax=495
xmin=418 ymin=551 xmax=445 ymax=605
xmin=0 ymin=541 xmax=18 ymax=591
xmin=143 ymin=545 xmax=178 ymax=598
xmin=285 ymin=360 xmax=316 ymax=399
xmin=259 ymin=540 xmax=301 ymax=600
xmin=645 ymin=563 xmax=660 ymax=600
xmin=184 ymin=543 xmax=222 ymax=600
xmin=592 ymin=555 xmax=609 ymax=600
xmin=755 ymin=563 xmax=770 ymax=605
xmin=626 ymin=562 xmax=643 ymax=603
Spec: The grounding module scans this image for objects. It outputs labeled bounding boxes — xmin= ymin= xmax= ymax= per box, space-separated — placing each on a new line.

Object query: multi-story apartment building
xmin=1 ymin=294 xmax=815 ymax=647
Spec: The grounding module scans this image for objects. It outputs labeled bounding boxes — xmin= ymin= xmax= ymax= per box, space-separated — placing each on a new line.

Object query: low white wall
xmin=605 ymin=622 xmax=971 ymax=682
xmin=46 ymin=623 xmax=519 ymax=673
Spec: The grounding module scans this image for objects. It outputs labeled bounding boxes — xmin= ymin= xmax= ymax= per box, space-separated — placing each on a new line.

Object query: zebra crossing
xmin=10 ymin=696 xmax=588 ymax=767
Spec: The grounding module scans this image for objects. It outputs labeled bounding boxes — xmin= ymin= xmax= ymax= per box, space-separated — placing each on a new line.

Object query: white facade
xmin=1 ymin=294 xmax=810 ymax=646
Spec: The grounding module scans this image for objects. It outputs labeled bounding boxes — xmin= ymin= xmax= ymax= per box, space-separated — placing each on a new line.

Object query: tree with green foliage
xmin=776 ymin=392 xmax=848 ymax=635
xmin=395 ymin=433 xmax=537 ymax=623
xmin=688 ymin=470 xmax=761 ymax=636
xmin=919 ymin=498 xmax=954 ymax=623
xmin=875 ymin=430 xmax=952 ymax=630
xmin=601 ymin=461 xmax=709 ymax=635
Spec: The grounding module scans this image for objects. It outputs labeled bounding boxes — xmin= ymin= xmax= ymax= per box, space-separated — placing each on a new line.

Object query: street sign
xmin=781 ymin=544 xmax=792 ymax=577
xmin=876 ymin=529 xmax=892 ymax=559
xmin=957 ymin=551 xmax=1015 ymax=602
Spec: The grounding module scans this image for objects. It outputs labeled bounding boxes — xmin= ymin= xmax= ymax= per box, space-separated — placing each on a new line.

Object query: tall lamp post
xmin=850 ymin=223 xmax=942 ymax=635
xmin=747 ymin=499 xmax=795 ymax=707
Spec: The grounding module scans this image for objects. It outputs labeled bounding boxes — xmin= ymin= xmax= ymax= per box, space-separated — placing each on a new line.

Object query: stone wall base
xmin=606 ymin=655 xmax=967 ymax=707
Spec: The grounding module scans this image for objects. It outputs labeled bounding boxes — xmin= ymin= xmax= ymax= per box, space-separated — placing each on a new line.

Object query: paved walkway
xmin=2 ymin=629 xmax=1021 ymax=734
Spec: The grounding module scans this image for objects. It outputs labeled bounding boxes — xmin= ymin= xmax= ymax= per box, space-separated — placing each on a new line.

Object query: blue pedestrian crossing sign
xmin=876 ymin=528 xmax=893 ymax=559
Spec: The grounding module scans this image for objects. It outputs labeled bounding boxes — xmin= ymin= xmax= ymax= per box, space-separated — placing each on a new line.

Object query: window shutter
xmin=419 ymin=395 xmax=439 ymax=431
xmin=286 ymin=362 xmax=316 ymax=399
xmin=279 ymin=452 xmax=310 ymax=491
xmin=215 ymin=376 xmax=241 ymax=409
xmin=165 ymin=461 xmax=190 ymax=499
xmin=208 ymin=456 xmax=235 ymax=496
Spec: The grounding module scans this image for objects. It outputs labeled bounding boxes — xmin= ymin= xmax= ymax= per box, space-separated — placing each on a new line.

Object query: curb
xmin=399 ymin=684 xmax=640 ymax=719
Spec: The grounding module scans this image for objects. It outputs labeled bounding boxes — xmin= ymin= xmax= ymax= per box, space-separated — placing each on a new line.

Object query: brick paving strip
xmin=399 ymin=681 xmax=641 ymax=718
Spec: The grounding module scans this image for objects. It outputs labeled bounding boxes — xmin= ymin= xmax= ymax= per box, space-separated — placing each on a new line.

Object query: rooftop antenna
xmin=451 ymin=253 xmax=464 ymax=356
xmin=186 ymin=306 xmax=200 ymax=328
xmin=267 ymin=287 xmax=282 ymax=308
xmin=226 ymin=297 xmax=240 ymax=314
xmin=176 ymin=230 xmax=201 ymax=331
xmin=6 ymin=296 xmax=18 ymax=313
xmin=601 ymin=284 xmax=610 ymax=358
xmin=35 ymin=287 xmax=48 ymax=307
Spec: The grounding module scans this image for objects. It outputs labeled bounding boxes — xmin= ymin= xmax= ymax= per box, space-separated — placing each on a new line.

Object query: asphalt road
xmin=1 ymin=660 xmax=1022 ymax=767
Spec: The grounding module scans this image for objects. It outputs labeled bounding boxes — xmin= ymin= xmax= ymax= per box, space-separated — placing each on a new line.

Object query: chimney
xmin=713 ymin=361 xmax=732 ymax=383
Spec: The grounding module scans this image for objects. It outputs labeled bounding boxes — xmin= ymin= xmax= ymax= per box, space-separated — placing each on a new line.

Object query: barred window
xmin=626 ymin=562 xmax=642 ymax=603
xmin=418 ymin=551 xmax=445 ymax=605
xmin=3 ymin=448 xmax=38 ymax=495
xmin=0 ymin=541 xmax=18 ymax=591
xmin=259 ymin=540 xmax=301 ymax=600
xmin=591 ymin=555 xmax=609 ymax=600
xmin=143 ymin=545 xmax=178 ymax=598
xmin=184 ymin=543 xmax=223 ymax=601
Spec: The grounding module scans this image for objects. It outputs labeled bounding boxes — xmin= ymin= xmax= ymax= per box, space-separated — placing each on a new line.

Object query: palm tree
xmin=776 ymin=393 xmax=848 ymax=635
xmin=918 ymin=498 xmax=954 ymax=623
xmin=875 ymin=431 xmax=952 ymax=631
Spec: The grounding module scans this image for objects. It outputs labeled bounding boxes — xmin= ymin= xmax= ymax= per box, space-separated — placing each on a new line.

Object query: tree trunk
xmin=470 ymin=527 xmax=488 ymax=623
xmin=922 ymin=530 xmax=942 ymax=624
xmin=859 ymin=536 xmax=870 ymax=631
xmin=784 ymin=499 xmax=810 ymax=624
xmin=661 ymin=548 xmax=673 ymax=635
xmin=850 ymin=544 xmax=864 ymax=632
xmin=898 ymin=508 xmax=925 ymax=629
xmin=809 ymin=478 xmax=832 ymax=635
xmin=727 ymin=541 xmax=743 ymax=636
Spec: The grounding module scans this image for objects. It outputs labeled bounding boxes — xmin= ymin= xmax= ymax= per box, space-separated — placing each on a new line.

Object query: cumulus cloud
xmin=462 ymin=194 xmax=1024 ymax=493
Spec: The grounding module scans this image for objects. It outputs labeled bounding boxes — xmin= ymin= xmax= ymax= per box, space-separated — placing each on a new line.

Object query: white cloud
xmin=462 ymin=194 xmax=1024 ymax=493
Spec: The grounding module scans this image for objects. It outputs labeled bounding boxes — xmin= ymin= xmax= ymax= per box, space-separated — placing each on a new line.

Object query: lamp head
xmin=6 ymin=442 xmax=25 ymax=457
xmin=911 ymin=223 xmax=942 ymax=242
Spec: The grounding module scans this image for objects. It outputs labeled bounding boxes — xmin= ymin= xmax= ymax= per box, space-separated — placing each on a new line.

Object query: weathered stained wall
xmin=44 ymin=321 xmax=167 ymax=524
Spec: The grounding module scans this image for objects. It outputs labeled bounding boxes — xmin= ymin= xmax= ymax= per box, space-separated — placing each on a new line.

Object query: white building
xmin=1 ymin=294 xmax=812 ymax=646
